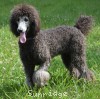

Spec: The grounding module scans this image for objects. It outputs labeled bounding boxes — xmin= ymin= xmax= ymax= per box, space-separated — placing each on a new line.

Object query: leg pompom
xmin=33 ymin=70 xmax=50 ymax=87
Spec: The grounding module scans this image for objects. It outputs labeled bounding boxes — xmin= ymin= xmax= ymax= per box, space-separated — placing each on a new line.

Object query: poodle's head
xmin=10 ymin=4 xmax=40 ymax=43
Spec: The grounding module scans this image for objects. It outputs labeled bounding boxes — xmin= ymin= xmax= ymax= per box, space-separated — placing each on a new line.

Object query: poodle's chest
xmin=19 ymin=44 xmax=46 ymax=65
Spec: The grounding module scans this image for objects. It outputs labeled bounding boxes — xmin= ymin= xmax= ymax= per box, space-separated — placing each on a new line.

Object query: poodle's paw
xmin=85 ymin=70 xmax=95 ymax=81
xmin=26 ymin=78 xmax=34 ymax=88
xmin=33 ymin=70 xmax=50 ymax=87
xmin=72 ymin=68 xmax=80 ymax=78
xmin=80 ymin=69 xmax=95 ymax=81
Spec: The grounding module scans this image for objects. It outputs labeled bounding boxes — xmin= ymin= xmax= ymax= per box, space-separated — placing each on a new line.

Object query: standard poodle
xmin=10 ymin=4 xmax=94 ymax=87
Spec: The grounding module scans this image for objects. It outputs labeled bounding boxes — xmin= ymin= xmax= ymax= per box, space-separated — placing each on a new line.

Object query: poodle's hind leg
xmin=70 ymin=35 xmax=94 ymax=81
xmin=61 ymin=53 xmax=80 ymax=78
xmin=70 ymin=52 xmax=94 ymax=81
xmin=33 ymin=60 xmax=50 ymax=87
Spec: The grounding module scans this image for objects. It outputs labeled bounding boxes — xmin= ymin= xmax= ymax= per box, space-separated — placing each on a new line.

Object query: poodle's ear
xmin=10 ymin=16 xmax=19 ymax=37
xmin=10 ymin=9 xmax=19 ymax=37
xmin=30 ymin=9 xmax=40 ymax=34
xmin=34 ymin=17 xmax=40 ymax=33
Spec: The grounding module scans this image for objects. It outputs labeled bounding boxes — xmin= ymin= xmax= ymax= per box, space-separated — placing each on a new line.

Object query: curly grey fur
xmin=10 ymin=4 xmax=94 ymax=87
xmin=74 ymin=15 xmax=93 ymax=35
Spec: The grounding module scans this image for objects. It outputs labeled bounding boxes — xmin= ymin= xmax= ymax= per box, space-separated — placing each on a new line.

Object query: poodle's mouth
xmin=19 ymin=32 xmax=26 ymax=43
xmin=17 ymin=16 xmax=30 ymax=43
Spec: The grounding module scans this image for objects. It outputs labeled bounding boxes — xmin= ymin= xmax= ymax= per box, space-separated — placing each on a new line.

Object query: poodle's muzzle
xmin=17 ymin=16 xmax=30 ymax=33
xmin=17 ymin=16 xmax=30 ymax=43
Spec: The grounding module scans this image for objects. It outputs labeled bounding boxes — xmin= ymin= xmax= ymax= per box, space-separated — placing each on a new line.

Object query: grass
xmin=0 ymin=0 xmax=100 ymax=99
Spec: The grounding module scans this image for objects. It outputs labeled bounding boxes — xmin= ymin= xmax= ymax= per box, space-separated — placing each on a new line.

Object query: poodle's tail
xmin=74 ymin=15 xmax=93 ymax=35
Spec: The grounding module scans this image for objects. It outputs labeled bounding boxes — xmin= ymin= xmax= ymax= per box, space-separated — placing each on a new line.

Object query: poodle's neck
xmin=26 ymin=31 xmax=37 ymax=39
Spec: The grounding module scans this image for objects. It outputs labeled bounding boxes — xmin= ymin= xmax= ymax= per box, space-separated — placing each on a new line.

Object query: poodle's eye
xmin=24 ymin=17 xmax=28 ymax=22
xmin=17 ymin=18 xmax=20 ymax=22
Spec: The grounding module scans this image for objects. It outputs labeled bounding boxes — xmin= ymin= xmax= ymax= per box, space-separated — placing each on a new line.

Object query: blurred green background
xmin=0 ymin=0 xmax=100 ymax=99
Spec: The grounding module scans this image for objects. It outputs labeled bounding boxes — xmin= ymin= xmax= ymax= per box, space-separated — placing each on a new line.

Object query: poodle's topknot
xmin=74 ymin=16 xmax=93 ymax=35
xmin=10 ymin=4 xmax=40 ymax=37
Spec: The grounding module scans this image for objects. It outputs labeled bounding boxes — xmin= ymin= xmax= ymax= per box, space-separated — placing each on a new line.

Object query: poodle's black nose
xmin=17 ymin=29 xmax=23 ymax=33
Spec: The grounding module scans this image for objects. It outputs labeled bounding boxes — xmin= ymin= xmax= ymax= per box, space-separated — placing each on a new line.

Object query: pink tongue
xmin=19 ymin=33 xmax=26 ymax=43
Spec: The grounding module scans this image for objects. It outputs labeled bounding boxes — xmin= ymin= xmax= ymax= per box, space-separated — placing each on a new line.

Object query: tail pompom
xmin=74 ymin=15 xmax=93 ymax=35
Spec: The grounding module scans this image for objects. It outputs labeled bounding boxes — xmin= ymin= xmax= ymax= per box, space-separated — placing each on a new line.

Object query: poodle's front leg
xmin=24 ymin=64 xmax=35 ymax=88
xmin=33 ymin=60 xmax=50 ymax=87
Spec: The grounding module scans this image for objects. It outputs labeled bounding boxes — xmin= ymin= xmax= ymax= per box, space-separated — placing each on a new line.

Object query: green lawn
xmin=0 ymin=0 xmax=100 ymax=99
